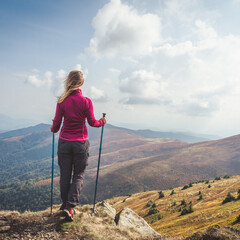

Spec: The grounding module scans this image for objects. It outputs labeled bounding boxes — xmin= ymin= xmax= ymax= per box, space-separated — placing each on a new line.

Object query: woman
xmin=51 ymin=70 xmax=106 ymax=221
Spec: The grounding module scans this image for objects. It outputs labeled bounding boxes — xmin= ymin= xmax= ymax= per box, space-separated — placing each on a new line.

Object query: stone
xmin=115 ymin=208 xmax=162 ymax=238
xmin=99 ymin=201 xmax=116 ymax=220
xmin=0 ymin=224 xmax=11 ymax=232
xmin=0 ymin=216 xmax=11 ymax=232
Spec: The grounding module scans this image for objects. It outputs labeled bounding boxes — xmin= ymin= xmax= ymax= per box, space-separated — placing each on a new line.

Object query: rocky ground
xmin=186 ymin=226 xmax=240 ymax=240
xmin=0 ymin=202 xmax=167 ymax=240
xmin=0 ymin=202 xmax=240 ymax=240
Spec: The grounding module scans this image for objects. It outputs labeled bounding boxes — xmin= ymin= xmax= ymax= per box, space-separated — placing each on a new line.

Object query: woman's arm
xmin=51 ymin=103 xmax=63 ymax=132
xmin=86 ymin=98 xmax=106 ymax=127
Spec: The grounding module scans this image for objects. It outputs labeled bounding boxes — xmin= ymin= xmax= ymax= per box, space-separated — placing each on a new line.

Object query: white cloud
xmin=155 ymin=41 xmax=193 ymax=57
xmin=88 ymin=0 xmax=161 ymax=58
xmin=26 ymin=75 xmax=43 ymax=88
xmin=108 ymin=68 xmax=121 ymax=74
xmin=119 ymin=69 xmax=169 ymax=105
xmin=150 ymin=17 xmax=240 ymax=117
xmin=53 ymin=69 xmax=66 ymax=96
xmin=178 ymin=88 xmax=223 ymax=117
xmin=26 ymin=70 xmax=52 ymax=88
xmin=87 ymin=86 xmax=108 ymax=102
xmin=32 ymin=68 xmax=39 ymax=73
xmin=44 ymin=71 xmax=53 ymax=87
xmin=155 ymin=20 xmax=218 ymax=57
xmin=120 ymin=104 xmax=134 ymax=111
xmin=162 ymin=0 xmax=219 ymax=28
xmin=25 ymin=63 xmax=89 ymax=96
xmin=122 ymin=56 xmax=138 ymax=64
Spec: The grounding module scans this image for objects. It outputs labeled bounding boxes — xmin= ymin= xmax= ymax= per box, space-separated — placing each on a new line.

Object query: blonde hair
xmin=58 ymin=70 xmax=84 ymax=103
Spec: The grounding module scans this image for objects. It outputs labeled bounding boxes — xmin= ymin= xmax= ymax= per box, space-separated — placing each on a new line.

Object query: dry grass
xmin=0 ymin=204 xmax=150 ymax=240
xmin=109 ymin=175 xmax=240 ymax=238
xmin=1 ymin=176 xmax=240 ymax=239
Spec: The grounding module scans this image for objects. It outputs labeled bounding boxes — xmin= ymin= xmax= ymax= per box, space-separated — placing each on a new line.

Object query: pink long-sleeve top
xmin=52 ymin=89 xmax=104 ymax=141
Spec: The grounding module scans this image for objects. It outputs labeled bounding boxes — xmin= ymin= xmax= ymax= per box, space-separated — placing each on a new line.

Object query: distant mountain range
xmin=0 ymin=113 xmax=38 ymax=132
xmin=0 ymin=123 xmax=50 ymax=138
xmin=0 ymin=123 xmax=239 ymax=212
xmin=105 ymin=124 xmax=216 ymax=142
xmin=0 ymin=123 xmax=216 ymax=142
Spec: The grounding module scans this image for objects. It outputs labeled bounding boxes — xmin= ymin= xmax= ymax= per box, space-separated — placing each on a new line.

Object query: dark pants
xmin=58 ymin=138 xmax=89 ymax=207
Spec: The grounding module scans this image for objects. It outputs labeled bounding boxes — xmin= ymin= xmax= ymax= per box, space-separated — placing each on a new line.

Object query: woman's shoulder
xmin=84 ymin=96 xmax=92 ymax=102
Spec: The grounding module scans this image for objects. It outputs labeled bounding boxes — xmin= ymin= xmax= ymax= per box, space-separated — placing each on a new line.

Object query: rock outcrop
xmin=99 ymin=201 xmax=116 ymax=220
xmin=98 ymin=202 xmax=165 ymax=239
xmin=115 ymin=207 xmax=163 ymax=238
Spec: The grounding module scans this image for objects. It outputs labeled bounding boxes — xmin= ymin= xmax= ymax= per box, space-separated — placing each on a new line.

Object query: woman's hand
xmin=50 ymin=125 xmax=54 ymax=132
xmin=102 ymin=116 xmax=107 ymax=125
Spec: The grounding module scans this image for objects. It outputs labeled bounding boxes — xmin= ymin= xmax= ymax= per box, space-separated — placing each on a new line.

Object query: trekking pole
xmin=50 ymin=131 xmax=55 ymax=216
xmin=92 ymin=113 xmax=106 ymax=213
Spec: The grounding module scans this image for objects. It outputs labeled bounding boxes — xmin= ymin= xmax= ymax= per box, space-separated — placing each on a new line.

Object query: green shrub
xmin=180 ymin=203 xmax=194 ymax=215
xmin=238 ymin=189 xmax=240 ymax=194
xmin=180 ymin=208 xmax=189 ymax=216
xmin=181 ymin=199 xmax=187 ymax=207
xmin=205 ymin=180 xmax=209 ymax=184
xmin=182 ymin=185 xmax=189 ymax=190
xmin=215 ymin=176 xmax=221 ymax=180
xmin=158 ymin=191 xmax=164 ymax=199
xmin=150 ymin=214 xmax=163 ymax=223
xmin=188 ymin=203 xmax=194 ymax=213
xmin=198 ymin=191 xmax=202 ymax=195
xmin=235 ymin=214 xmax=240 ymax=223
xmin=151 ymin=202 xmax=156 ymax=208
xmin=237 ymin=194 xmax=240 ymax=200
xmin=147 ymin=207 xmax=159 ymax=216
xmin=145 ymin=200 xmax=154 ymax=207
xmin=208 ymin=184 xmax=211 ymax=188
xmin=222 ymin=192 xmax=236 ymax=204
xmin=198 ymin=194 xmax=203 ymax=200
xmin=223 ymin=175 xmax=230 ymax=179
xmin=170 ymin=189 xmax=175 ymax=195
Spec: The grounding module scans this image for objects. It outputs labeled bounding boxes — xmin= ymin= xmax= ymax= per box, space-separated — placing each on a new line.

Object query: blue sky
xmin=1 ymin=0 xmax=240 ymax=137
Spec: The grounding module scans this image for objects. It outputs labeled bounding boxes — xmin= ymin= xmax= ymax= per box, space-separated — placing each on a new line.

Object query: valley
xmin=0 ymin=123 xmax=240 ymax=213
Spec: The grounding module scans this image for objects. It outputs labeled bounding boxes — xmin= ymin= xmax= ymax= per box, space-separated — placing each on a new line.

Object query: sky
xmin=1 ymin=0 xmax=240 ymax=137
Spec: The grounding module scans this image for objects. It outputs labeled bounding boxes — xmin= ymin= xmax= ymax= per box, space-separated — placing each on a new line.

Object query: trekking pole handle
xmin=103 ymin=113 xmax=106 ymax=117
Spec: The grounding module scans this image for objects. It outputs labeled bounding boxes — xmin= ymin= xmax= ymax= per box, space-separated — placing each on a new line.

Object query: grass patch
xmin=56 ymin=214 xmax=83 ymax=232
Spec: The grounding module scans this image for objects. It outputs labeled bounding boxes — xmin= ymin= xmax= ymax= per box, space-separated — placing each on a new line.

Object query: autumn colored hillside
xmin=1 ymin=123 xmax=240 ymax=213
xmin=35 ymin=131 xmax=240 ymax=206
xmin=107 ymin=175 xmax=240 ymax=238
xmin=1 ymin=175 xmax=240 ymax=240
xmin=79 ymin=133 xmax=240 ymax=202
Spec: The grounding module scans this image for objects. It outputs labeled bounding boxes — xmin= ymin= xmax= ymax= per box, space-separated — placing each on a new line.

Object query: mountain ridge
xmin=0 ymin=123 xmax=240 ymax=213
xmin=0 ymin=123 xmax=214 ymax=142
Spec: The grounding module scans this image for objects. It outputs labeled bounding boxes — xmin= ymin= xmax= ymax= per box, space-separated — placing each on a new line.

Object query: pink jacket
xmin=52 ymin=89 xmax=104 ymax=141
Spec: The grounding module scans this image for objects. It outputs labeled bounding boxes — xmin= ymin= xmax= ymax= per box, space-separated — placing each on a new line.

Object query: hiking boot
xmin=63 ymin=205 xmax=74 ymax=221
xmin=59 ymin=203 xmax=66 ymax=211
